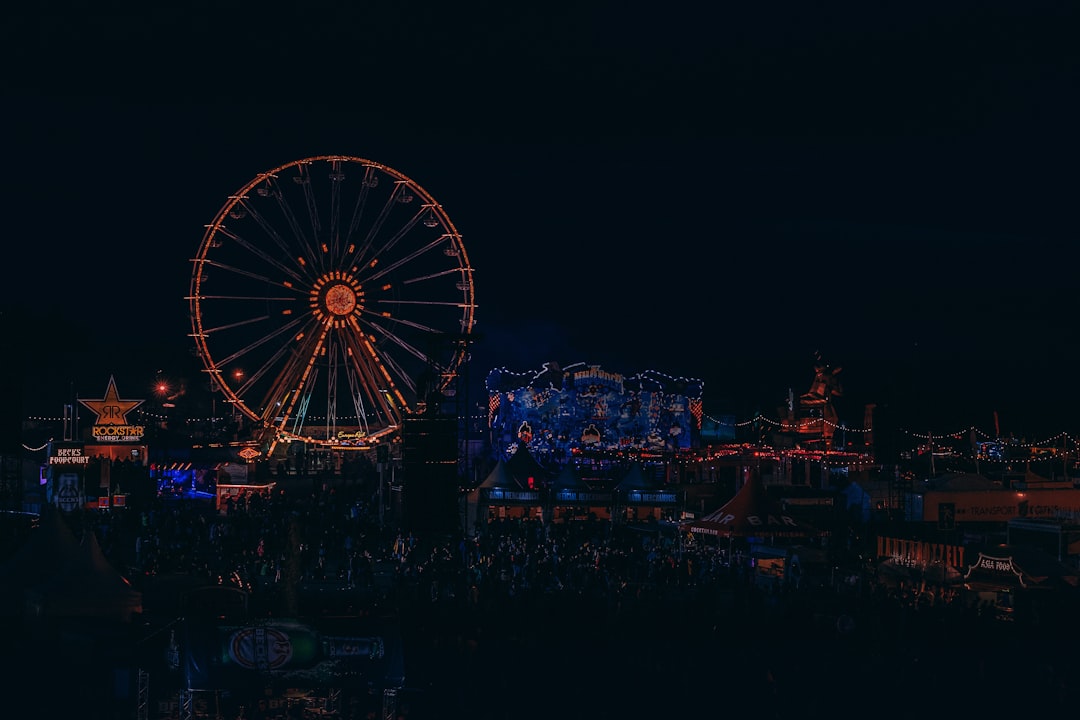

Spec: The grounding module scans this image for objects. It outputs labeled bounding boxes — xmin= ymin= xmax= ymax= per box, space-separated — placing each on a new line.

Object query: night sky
xmin=3 ymin=3 xmax=1078 ymax=441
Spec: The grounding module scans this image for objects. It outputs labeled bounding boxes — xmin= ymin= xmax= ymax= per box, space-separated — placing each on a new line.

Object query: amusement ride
xmin=188 ymin=156 xmax=476 ymax=459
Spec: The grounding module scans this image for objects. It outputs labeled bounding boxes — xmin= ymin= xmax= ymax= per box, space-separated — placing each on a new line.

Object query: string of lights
xmin=22 ymin=408 xmax=1076 ymax=452
xmin=702 ymin=413 xmax=1076 ymax=450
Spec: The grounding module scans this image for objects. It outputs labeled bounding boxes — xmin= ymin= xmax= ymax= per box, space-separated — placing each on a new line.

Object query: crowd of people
xmin=74 ymin=474 xmax=1080 ymax=719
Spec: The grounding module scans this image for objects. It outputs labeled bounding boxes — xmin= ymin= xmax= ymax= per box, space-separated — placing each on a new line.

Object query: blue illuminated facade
xmin=486 ymin=362 xmax=703 ymax=458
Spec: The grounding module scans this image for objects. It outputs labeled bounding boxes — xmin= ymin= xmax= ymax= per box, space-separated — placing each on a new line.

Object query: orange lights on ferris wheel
xmin=189 ymin=155 xmax=474 ymax=456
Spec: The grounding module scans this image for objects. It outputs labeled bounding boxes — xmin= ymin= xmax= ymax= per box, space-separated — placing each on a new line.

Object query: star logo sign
xmin=79 ymin=376 xmax=144 ymax=425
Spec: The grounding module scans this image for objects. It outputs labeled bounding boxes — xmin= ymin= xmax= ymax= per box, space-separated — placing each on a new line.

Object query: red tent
xmin=682 ymin=476 xmax=820 ymax=538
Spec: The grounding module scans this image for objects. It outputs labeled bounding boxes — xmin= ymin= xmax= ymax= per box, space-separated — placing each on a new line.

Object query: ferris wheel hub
xmin=310 ymin=274 xmax=363 ymax=321
xmin=323 ymin=281 xmax=359 ymax=316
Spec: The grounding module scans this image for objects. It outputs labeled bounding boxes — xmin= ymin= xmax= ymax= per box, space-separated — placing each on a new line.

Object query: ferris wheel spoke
xmin=340 ymin=318 xmax=414 ymax=406
xmin=344 ymin=165 xmax=378 ymax=250
xmin=375 ymin=349 xmax=419 ymax=398
xmin=194 ymin=294 xmax=298 ymax=302
xmin=350 ymin=181 xmax=406 ymax=268
xmin=198 ymin=313 xmax=272 ymax=336
xmin=328 ymin=159 xmax=345 ymax=264
xmin=272 ymin=174 xmax=320 ymax=270
xmin=233 ymin=339 xmax=301 ymax=411
xmin=238 ymin=197 xmax=304 ymax=270
xmin=362 ymin=234 xmax=449 ymax=285
xmin=196 ymin=258 xmax=308 ymax=289
xmin=214 ymin=225 xmax=308 ymax=286
xmin=339 ymin=325 xmax=391 ymax=393
xmin=296 ymin=162 xmax=323 ymax=247
xmin=401 ymin=266 xmax=472 ymax=285
xmin=345 ymin=344 xmax=403 ymax=422
xmin=211 ymin=313 xmax=310 ymax=369
xmin=377 ymin=299 xmax=474 ymax=308
xmin=363 ymin=319 xmax=434 ymax=368
xmin=351 ymin=333 xmax=415 ymax=403
xmin=362 ymin=311 xmax=442 ymax=336
xmin=358 ymin=206 xmax=428 ymax=272
xmin=267 ymin=323 xmax=333 ymax=423
xmin=342 ymin=364 xmax=372 ymax=432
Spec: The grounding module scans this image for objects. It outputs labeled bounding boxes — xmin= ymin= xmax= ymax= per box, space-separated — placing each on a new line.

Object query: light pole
xmin=231 ymin=368 xmax=244 ymax=423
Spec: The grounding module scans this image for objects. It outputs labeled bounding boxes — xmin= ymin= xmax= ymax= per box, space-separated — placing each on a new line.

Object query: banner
xmin=183 ymin=617 xmax=404 ymax=691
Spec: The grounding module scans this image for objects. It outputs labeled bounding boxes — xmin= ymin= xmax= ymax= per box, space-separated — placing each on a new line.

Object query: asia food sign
xmin=975 ymin=555 xmax=1016 ymax=573
xmin=78 ymin=376 xmax=145 ymax=442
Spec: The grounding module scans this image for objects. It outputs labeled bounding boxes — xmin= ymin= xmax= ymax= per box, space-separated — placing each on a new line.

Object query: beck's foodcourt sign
xmin=78 ymin=376 xmax=146 ymax=442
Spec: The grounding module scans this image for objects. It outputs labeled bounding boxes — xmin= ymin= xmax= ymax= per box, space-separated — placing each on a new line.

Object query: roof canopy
xmin=0 ymin=508 xmax=142 ymax=622
xmin=506 ymin=444 xmax=550 ymax=485
xmin=614 ymin=462 xmax=659 ymax=492
xmin=478 ymin=459 xmax=523 ymax=490
xmin=682 ymin=476 xmax=821 ymax=538
xmin=551 ymin=463 xmax=588 ymax=490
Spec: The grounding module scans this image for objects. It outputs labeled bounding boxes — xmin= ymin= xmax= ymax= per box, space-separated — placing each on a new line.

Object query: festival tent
xmin=614 ymin=462 xmax=680 ymax=524
xmin=478 ymin=459 xmax=524 ymax=491
xmin=549 ymin=462 xmax=613 ymax=518
xmin=37 ymin=527 xmax=143 ymax=622
xmin=551 ymin=463 xmax=589 ymax=490
xmin=474 ymin=458 xmax=542 ymax=523
xmin=0 ymin=508 xmax=142 ymax=622
xmin=506 ymin=444 xmax=550 ymax=488
xmin=614 ymin=462 xmax=660 ymax=492
xmin=681 ymin=475 xmax=821 ymax=538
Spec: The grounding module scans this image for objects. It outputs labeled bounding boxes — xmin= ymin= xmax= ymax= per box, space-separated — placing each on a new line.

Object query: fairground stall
xmin=214 ymin=460 xmax=276 ymax=514
xmin=468 ymin=458 xmax=543 ymax=531
xmin=681 ymin=474 xmax=825 ymax=584
xmin=613 ymin=462 xmax=680 ymax=523
xmin=547 ymin=462 xmax=613 ymax=522
xmin=959 ymin=545 xmax=1080 ymax=622
xmin=45 ymin=377 xmax=152 ymax=515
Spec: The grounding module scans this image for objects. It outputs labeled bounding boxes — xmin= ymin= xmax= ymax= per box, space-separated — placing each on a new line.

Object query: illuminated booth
xmin=472 ymin=459 xmax=543 ymax=525
xmin=959 ymin=546 xmax=1080 ymax=621
xmin=548 ymin=463 xmax=613 ymax=522
xmin=874 ymin=534 xmax=965 ymax=589
xmin=505 ymin=444 xmax=551 ymax=491
xmin=46 ymin=377 xmax=150 ymax=513
xmin=613 ymin=462 xmax=679 ymax=523
xmin=681 ymin=475 xmax=824 ymax=578
xmin=214 ymin=461 xmax=276 ymax=514
xmin=155 ymin=462 xmax=212 ymax=500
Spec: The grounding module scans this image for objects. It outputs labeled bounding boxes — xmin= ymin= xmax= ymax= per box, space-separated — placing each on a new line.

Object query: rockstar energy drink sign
xmin=79 ymin=376 xmax=146 ymax=442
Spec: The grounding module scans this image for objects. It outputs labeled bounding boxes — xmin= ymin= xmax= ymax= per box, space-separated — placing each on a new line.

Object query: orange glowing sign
xmin=78 ymin=376 xmax=146 ymax=442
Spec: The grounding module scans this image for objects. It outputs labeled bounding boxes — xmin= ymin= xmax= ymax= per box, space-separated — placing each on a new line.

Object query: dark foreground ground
xmin=393 ymin=576 xmax=1079 ymax=720
xmin=4 ymin=571 xmax=1079 ymax=720
xmin=5 ymin=477 xmax=1079 ymax=720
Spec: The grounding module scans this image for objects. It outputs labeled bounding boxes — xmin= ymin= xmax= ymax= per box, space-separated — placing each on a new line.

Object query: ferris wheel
xmin=188 ymin=155 xmax=476 ymax=456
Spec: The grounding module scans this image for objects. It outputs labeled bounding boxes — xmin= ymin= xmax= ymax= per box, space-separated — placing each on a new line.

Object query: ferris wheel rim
xmin=187 ymin=155 xmax=477 ymax=451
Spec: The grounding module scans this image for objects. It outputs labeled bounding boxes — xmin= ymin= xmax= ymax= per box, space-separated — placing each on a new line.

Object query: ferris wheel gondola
xmin=188 ymin=156 xmax=476 ymax=457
